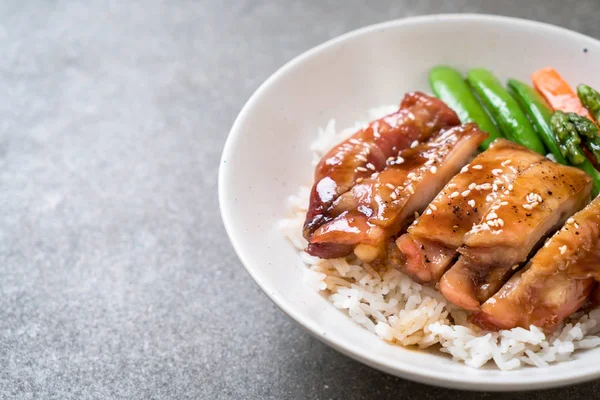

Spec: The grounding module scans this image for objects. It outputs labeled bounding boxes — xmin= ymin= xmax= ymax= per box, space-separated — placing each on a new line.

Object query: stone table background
xmin=1 ymin=0 xmax=600 ymax=399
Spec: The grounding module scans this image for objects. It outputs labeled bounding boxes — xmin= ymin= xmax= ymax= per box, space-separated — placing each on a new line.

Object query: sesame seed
xmin=488 ymin=219 xmax=497 ymax=227
xmin=449 ymin=191 xmax=460 ymax=199
xmin=460 ymin=165 xmax=469 ymax=173
xmin=504 ymin=190 xmax=510 ymax=195
xmin=390 ymin=192 xmax=398 ymax=200
xmin=500 ymin=201 xmax=509 ymax=206
xmin=480 ymin=183 xmax=492 ymax=190
xmin=447 ymin=183 xmax=457 ymax=188
xmin=366 ymin=163 xmax=376 ymax=171
xmin=430 ymin=166 xmax=437 ymax=174
xmin=462 ymin=190 xmax=471 ymax=197
xmin=356 ymin=178 xmax=363 ymax=183
xmin=425 ymin=209 xmax=432 ymax=215
xmin=396 ymin=156 xmax=405 ymax=164
xmin=472 ymin=165 xmax=483 ymax=170
xmin=508 ymin=184 xmax=514 ymax=191
xmin=486 ymin=211 xmax=498 ymax=220
xmin=356 ymin=155 xmax=368 ymax=162
xmin=498 ymin=218 xmax=504 ymax=226
xmin=501 ymin=160 xmax=512 ymax=167
xmin=486 ymin=195 xmax=493 ymax=202
xmin=385 ymin=183 xmax=395 ymax=190
xmin=567 ymin=217 xmax=575 ymax=224
xmin=356 ymin=166 xmax=368 ymax=172
xmin=560 ymin=245 xmax=567 ymax=255
xmin=468 ymin=183 xmax=477 ymax=190
xmin=468 ymin=199 xmax=476 ymax=207
xmin=493 ymin=179 xmax=503 ymax=185
xmin=492 ymin=169 xmax=503 ymax=176
xmin=414 ymin=211 xmax=419 ymax=219
xmin=407 ymin=172 xmax=417 ymax=180
xmin=430 ymin=204 xmax=437 ymax=211
xmin=575 ymin=223 xmax=580 ymax=229
xmin=407 ymin=185 xmax=414 ymax=194
xmin=545 ymin=240 xmax=551 ymax=248
xmin=349 ymin=138 xmax=361 ymax=145
xmin=492 ymin=184 xmax=498 ymax=191
xmin=523 ymin=204 xmax=533 ymax=210
xmin=387 ymin=156 xmax=395 ymax=162
xmin=491 ymin=205 xmax=500 ymax=211
xmin=410 ymin=140 xmax=419 ymax=148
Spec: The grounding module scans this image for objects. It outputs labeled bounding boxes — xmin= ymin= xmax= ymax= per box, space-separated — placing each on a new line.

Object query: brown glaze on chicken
xmin=440 ymin=159 xmax=593 ymax=310
xmin=396 ymin=139 xmax=544 ymax=283
xmin=307 ymin=124 xmax=486 ymax=260
xmin=472 ymin=196 xmax=600 ymax=332
xmin=303 ymin=92 xmax=460 ymax=241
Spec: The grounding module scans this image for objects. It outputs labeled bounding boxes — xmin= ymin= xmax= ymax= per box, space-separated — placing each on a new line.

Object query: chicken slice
xmin=395 ymin=139 xmax=544 ymax=283
xmin=307 ymin=123 xmax=486 ymax=259
xmin=303 ymin=92 xmax=460 ymax=240
xmin=472 ymin=195 xmax=600 ymax=332
xmin=440 ymin=159 xmax=592 ymax=310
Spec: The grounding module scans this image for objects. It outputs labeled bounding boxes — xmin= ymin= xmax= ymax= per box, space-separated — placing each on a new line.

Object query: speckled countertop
xmin=2 ymin=0 xmax=600 ymax=398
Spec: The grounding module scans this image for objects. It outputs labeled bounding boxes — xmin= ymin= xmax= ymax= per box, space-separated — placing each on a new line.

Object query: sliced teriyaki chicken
xmin=303 ymin=92 xmax=460 ymax=242
xmin=306 ymin=124 xmax=486 ymax=260
xmin=472 ymin=195 xmax=600 ymax=332
xmin=395 ymin=139 xmax=544 ymax=283
xmin=440 ymin=159 xmax=592 ymax=310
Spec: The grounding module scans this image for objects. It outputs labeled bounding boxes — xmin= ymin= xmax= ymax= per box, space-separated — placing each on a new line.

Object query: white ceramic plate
xmin=219 ymin=14 xmax=600 ymax=391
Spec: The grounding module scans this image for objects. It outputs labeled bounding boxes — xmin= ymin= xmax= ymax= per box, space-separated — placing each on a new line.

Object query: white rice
xmin=279 ymin=106 xmax=600 ymax=370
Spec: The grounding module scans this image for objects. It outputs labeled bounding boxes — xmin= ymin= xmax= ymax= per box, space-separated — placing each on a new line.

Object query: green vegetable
xmin=507 ymin=79 xmax=568 ymax=165
xmin=551 ymin=111 xmax=587 ymax=164
xmin=567 ymin=112 xmax=600 ymax=164
xmin=551 ymin=110 xmax=600 ymax=196
xmin=467 ymin=68 xmax=546 ymax=154
xmin=429 ymin=66 xmax=503 ymax=149
xmin=577 ymin=84 xmax=600 ymax=122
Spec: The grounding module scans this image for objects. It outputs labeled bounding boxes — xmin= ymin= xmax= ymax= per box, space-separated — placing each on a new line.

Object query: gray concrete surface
xmin=1 ymin=0 xmax=600 ymax=398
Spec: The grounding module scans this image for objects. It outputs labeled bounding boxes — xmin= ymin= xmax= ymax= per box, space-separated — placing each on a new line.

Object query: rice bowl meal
xmin=280 ymin=67 xmax=600 ymax=370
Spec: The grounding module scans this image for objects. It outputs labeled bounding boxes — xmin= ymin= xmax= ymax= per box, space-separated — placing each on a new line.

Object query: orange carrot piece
xmin=532 ymin=67 xmax=592 ymax=118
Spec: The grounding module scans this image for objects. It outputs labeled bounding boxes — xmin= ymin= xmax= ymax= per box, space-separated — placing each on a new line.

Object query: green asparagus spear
xmin=551 ymin=110 xmax=600 ymax=196
xmin=568 ymin=112 xmax=600 ymax=164
xmin=550 ymin=111 xmax=587 ymax=164
xmin=577 ymin=84 xmax=600 ymax=122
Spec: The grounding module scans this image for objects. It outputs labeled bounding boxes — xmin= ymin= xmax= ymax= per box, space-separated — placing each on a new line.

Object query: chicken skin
xmin=303 ymin=92 xmax=460 ymax=242
xmin=473 ymin=195 xmax=600 ymax=332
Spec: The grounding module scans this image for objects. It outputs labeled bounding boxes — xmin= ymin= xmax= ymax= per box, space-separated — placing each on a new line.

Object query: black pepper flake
xmin=526 ymin=213 xmax=532 ymax=217
xmin=584 ymin=48 xmax=589 ymax=53
xmin=547 ymin=191 xmax=553 ymax=195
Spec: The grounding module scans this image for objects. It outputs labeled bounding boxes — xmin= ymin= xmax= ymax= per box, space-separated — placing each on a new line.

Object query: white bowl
xmin=219 ymin=14 xmax=600 ymax=391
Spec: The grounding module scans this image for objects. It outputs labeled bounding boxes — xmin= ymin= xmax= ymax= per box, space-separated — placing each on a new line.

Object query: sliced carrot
xmin=531 ymin=67 xmax=592 ymax=118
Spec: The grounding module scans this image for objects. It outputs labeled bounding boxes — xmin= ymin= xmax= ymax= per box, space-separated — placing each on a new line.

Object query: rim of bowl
xmin=219 ymin=14 xmax=600 ymax=391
